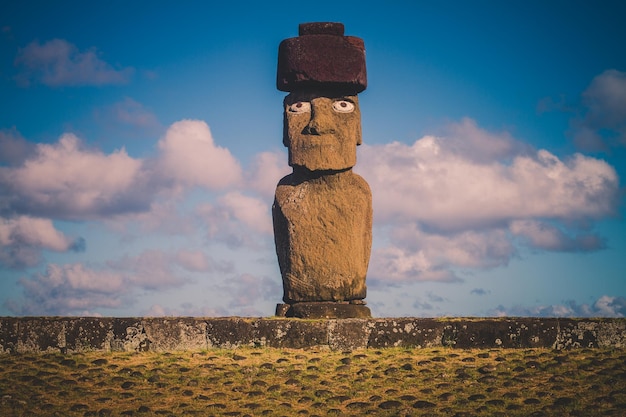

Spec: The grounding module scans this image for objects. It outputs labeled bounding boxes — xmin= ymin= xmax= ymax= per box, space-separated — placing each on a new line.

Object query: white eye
xmin=332 ymin=100 xmax=355 ymax=113
xmin=288 ymin=101 xmax=311 ymax=113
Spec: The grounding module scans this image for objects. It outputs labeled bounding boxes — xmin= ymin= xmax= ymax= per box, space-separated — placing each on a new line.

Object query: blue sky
xmin=1 ymin=1 xmax=625 ymax=317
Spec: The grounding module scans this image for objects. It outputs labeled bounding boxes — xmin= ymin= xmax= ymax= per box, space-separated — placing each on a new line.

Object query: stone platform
xmin=1 ymin=317 xmax=625 ymax=353
xmin=276 ymin=302 xmax=371 ymax=319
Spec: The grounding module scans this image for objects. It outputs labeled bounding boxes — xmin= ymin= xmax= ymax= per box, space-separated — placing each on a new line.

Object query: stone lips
xmin=276 ymin=25 xmax=367 ymax=93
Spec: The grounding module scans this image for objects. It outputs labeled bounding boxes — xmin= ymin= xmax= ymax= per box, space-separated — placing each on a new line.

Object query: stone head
xmin=283 ymin=90 xmax=361 ymax=171
xmin=277 ymin=22 xmax=366 ymax=172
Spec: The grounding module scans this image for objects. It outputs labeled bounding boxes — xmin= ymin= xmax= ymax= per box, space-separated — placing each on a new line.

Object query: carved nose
xmin=303 ymin=103 xmax=333 ymax=135
xmin=304 ymin=121 xmax=321 ymax=135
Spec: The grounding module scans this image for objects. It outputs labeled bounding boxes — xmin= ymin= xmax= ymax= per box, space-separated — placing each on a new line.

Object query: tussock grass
xmin=1 ymin=347 xmax=625 ymax=416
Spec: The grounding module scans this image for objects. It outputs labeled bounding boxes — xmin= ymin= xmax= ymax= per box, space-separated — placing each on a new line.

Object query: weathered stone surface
xmin=205 ymin=317 xmax=328 ymax=349
xmin=206 ymin=318 xmax=257 ymax=349
xmin=0 ymin=317 xmax=18 ymax=353
xmin=328 ymin=319 xmax=371 ymax=350
xmin=256 ymin=319 xmax=328 ymax=348
xmin=368 ymin=319 xmax=445 ymax=349
xmin=1 ymin=317 xmax=626 ymax=353
xmin=277 ymin=23 xmax=366 ymax=93
xmin=273 ymin=170 xmax=372 ymax=303
xmin=555 ymin=319 xmax=626 ymax=349
xmin=440 ymin=318 xmax=561 ymax=348
xmin=142 ymin=318 xmax=208 ymax=351
xmin=273 ymin=23 xmax=372 ymax=318
xmin=17 ymin=317 xmax=67 ymax=353
xmin=282 ymin=302 xmax=371 ymax=319
xmin=64 ymin=317 xmax=112 ymax=351
xmin=282 ymin=92 xmax=361 ymax=170
xmin=299 ymin=22 xmax=345 ymax=36
xmin=275 ymin=304 xmax=290 ymax=316
xmin=108 ymin=318 xmax=150 ymax=352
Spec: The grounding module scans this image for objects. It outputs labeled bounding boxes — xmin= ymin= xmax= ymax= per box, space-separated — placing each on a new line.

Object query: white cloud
xmin=0 ymin=216 xmax=75 ymax=251
xmin=0 ymin=216 xmax=83 ymax=268
xmin=489 ymin=295 xmax=626 ymax=318
xmin=218 ymin=192 xmax=273 ymax=235
xmin=107 ymin=250 xmax=192 ymax=290
xmin=143 ymin=303 xmax=228 ymax=317
xmin=10 ymin=247 xmax=221 ymax=315
xmin=390 ymin=223 xmax=515 ymax=269
xmin=10 ymin=264 xmax=127 ymax=315
xmin=1 ymin=133 xmax=144 ymax=219
xmin=439 ymin=118 xmax=532 ymax=163
xmin=510 ymin=219 xmax=605 ymax=252
xmin=593 ymin=295 xmax=626 ymax=317
xmin=358 ymin=124 xmax=618 ymax=231
xmin=245 ymin=150 xmax=290 ymax=198
xmin=2 ymin=114 xmax=621 ymax=315
xmin=357 ymin=117 xmax=619 ymax=283
xmin=110 ymin=97 xmax=160 ymax=129
xmin=175 ymin=250 xmax=213 ymax=272
xmin=369 ymin=225 xmax=514 ymax=283
xmin=215 ymin=273 xmax=281 ymax=315
xmin=369 ymin=246 xmax=459 ymax=284
xmin=14 ymin=39 xmax=133 ymax=87
xmin=174 ymin=249 xmax=233 ymax=274
xmin=9 ymin=241 xmax=241 ymax=315
xmin=94 ymin=97 xmax=161 ymax=134
xmin=570 ymin=69 xmax=626 ymax=150
xmin=582 ymin=70 xmax=626 ymax=132
xmin=0 ymin=121 xmax=248 ymax=222
xmin=0 ymin=129 xmax=35 ymax=165
xmin=106 ymin=200 xmax=197 ymax=236
xmin=156 ymin=120 xmax=242 ymax=190
xmin=195 ymin=192 xmax=274 ymax=249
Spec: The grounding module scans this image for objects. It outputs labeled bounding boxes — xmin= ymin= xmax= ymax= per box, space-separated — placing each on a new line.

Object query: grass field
xmin=1 ymin=347 xmax=625 ymax=416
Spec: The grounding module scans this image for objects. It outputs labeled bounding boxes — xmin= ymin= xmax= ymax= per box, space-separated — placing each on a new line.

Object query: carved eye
xmin=288 ymin=101 xmax=311 ymax=113
xmin=332 ymin=100 xmax=355 ymax=113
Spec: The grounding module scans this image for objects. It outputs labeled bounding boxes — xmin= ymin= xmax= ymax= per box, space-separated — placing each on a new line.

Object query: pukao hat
xmin=277 ymin=22 xmax=367 ymax=93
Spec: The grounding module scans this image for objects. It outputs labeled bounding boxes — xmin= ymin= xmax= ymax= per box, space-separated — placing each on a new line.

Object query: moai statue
xmin=273 ymin=22 xmax=372 ymax=319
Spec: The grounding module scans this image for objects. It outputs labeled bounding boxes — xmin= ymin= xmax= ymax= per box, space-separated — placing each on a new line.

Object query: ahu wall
xmin=1 ymin=317 xmax=625 ymax=354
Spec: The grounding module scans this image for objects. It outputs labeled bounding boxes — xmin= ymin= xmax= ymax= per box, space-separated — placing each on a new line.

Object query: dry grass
xmin=1 ymin=347 xmax=625 ymax=416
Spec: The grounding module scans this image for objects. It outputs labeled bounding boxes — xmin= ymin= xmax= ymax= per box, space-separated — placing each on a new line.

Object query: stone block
xmin=0 ymin=317 xmax=18 ymax=353
xmin=206 ymin=318 xmax=257 ymax=348
xmin=17 ymin=317 xmax=67 ymax=353
xmin=440 ymin=318 xmax=561 ymax=348
xmin=368 ymin=319 xmax=444 ymax=348
xmin=108 ymin=318 xmax=149 ymax=352
xmin=142 ymin=318 xmax=208 ymax=351
xmin=285 ymin=302 xmax=371 ymax=319
xmin=328 ymin=319 xmax=370 ymax=350
xmin=257 ymin=319 xmax=328 ymax=349
xmin=65 ymin=317 xmax=112 ymax=351
xmin=277 ymin=22 xmax=366 ymax=93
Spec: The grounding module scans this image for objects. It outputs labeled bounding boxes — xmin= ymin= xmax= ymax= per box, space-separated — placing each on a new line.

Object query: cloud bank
xmin=1 ymin=111 xmax=621 ymax=315
xmin=490 ymin=295 xmax=626 ymax=318
xmin=0 ymin=216 xmax=83 ymax=268
xmin=0 ymin=120 xmax=244 ymax=221
xmin=357 ymin=117 xmax=619 ymax=283
xmin=14 ymin=39 xmax=133 ymax=87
